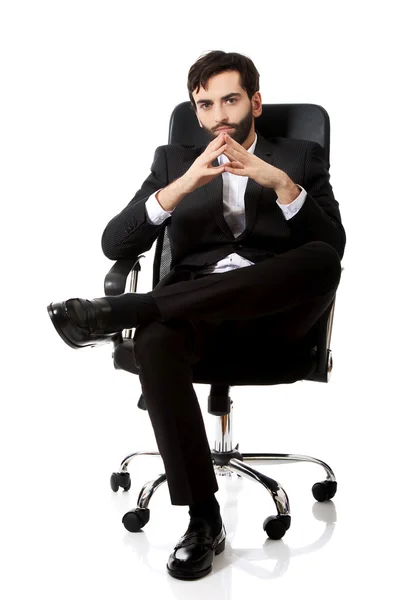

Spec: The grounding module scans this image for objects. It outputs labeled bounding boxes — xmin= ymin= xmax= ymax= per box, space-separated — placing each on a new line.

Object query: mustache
xmin=213 ymin=125 xmax=236 ymax=132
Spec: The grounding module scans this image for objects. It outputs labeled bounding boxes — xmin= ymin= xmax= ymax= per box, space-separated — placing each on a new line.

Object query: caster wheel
xmin=122 ymin=508 xmax=150 ymax=532
xmin=110 ymin=472 xmax=131 ymax=492
xmin=263 ymin=515 xmax=291 ymax=540
xmin=312 ymin=480 xmax=337 ymax=502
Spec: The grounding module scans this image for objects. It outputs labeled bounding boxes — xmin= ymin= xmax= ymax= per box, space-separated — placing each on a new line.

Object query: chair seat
xmin=113 ymin=338 xmax=317 ymax=386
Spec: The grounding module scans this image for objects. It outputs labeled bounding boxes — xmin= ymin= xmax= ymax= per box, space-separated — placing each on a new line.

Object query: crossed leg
xmin=133 ymin=242 xmax=342 ymax=506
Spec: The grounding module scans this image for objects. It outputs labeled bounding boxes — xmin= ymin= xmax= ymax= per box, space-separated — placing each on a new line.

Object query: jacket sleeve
xmin=101 ymin=146 xmax=169 ymax=259
xmin=286 ymin=142 xmax=346 ymax=259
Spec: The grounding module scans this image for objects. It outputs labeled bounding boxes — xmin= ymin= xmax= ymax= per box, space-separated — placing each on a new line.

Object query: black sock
xmin=99 ymin=293 xmax=160 ymax=330
xmin=189 ymin=495 xmax=222 ymax=533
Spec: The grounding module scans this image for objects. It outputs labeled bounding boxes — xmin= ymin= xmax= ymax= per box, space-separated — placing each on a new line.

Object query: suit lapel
xmin=242 ymin=133 xmax=275 ymax=236
xmin=204 ymin=132 xmax=276 ymax=239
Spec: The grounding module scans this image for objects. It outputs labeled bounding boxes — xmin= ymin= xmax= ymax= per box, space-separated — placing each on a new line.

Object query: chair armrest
xmin=104 ymin=255 xmax=145 ymax=296
xmin=306 ymin=299 xmax=335 ymax=383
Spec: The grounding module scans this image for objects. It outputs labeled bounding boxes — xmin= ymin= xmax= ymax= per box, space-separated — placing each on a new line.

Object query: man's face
xmin=192 ymin=70 xmax=261 ymax=146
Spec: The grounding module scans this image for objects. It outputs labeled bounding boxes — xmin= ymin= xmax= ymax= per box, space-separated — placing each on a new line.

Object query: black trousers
xmin=133 ymin=242 xmax=342 ymax=506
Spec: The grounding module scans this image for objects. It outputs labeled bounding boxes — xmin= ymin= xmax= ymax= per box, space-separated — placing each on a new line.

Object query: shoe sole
xmin=166 ymin=537 xmax=225 ymax=580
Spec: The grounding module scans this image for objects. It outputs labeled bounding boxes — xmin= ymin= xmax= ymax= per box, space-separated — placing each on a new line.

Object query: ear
xmin=252 ymin=92 xmax=262 ymax=118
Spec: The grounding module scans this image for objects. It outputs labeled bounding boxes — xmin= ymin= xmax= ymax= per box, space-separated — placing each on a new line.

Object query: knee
xmin=133 ymin=320 xmax=192 ymax=366
xmin=304 ymin=241 xmax=342 ymax=285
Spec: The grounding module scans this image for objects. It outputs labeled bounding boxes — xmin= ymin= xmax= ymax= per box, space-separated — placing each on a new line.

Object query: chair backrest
xmin=169 ymin=102 xmax=330 ymax=160
xmin=153 ymin=102 xmax=330 ymax=287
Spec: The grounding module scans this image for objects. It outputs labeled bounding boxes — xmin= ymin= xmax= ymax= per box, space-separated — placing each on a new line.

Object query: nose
xmin=213 ymin=103 xmax=228 ymax=125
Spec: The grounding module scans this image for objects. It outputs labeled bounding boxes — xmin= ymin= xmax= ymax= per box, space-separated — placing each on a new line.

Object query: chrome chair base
xmin=111 ymin=403 xmax=337 ymax=539
xmin=112 ymin=446 xmax=336 ymax=539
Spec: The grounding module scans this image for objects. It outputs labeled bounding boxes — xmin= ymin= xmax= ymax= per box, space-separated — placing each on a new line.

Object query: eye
xmin=226 ymin=98 xmax=236 ymax=104
xmin=200 ymin=103 xmax=211 ymax=110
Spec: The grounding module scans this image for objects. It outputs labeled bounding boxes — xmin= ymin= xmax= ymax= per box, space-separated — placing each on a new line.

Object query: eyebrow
xmin=196 ymin=92 xmax=242 ymax=105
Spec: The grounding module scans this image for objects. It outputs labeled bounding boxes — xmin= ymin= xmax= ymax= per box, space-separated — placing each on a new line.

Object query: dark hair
xmin=187 ymin=50 xmax=260 ymax=109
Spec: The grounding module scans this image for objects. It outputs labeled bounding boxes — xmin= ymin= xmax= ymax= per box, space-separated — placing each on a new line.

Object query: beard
xmin=202 ymin=106 xmax=254 ymax=145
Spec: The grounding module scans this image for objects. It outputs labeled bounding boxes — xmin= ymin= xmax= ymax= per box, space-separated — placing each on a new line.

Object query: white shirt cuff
xmin=276 ymin=185 xmax=307 ymax=220
xmin=145 ymin=190 xmax=174 ymax=225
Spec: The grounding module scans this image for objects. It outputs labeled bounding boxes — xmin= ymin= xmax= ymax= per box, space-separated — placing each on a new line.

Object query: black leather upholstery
xmin=113 ymin=336 xmax=318 ymax=385
xmin=169 ymin=102 xmax=330 ymax=161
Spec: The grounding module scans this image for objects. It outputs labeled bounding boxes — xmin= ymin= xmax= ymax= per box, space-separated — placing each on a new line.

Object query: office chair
xmin=105 ymin=102 xmax=338 ymax=541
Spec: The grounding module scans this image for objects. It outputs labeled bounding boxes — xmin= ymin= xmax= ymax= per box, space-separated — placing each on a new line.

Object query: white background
xmin=1 ymin=1 xmax=399 ymax=598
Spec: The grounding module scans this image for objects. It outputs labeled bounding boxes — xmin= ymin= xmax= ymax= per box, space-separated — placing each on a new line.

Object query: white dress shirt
xmin=145 ymin=133 xmax=307 ymax=273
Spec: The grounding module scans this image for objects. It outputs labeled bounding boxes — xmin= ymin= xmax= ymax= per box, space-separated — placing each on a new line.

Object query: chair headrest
xmin=168 ymin=102 xmax=330 ymax=162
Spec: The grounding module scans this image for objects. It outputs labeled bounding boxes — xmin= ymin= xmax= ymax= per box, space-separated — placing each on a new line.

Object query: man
xmin=48 ymin=51 xmax=345 ymax=580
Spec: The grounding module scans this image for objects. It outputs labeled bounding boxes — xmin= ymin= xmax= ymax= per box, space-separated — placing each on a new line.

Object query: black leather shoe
xmin=167 ymin=519 xmax=226 ymax=580
xmin=47 ymin=298 xmax=118 ymax=349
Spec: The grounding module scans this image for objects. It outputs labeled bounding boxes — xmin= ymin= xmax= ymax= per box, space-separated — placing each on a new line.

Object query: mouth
xmin=215 ymin=127 xmax=235 ymax=133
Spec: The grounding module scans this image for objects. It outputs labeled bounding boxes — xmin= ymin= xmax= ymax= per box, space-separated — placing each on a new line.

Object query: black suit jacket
xmin=101 ymin=132 xmax=346 ymax=277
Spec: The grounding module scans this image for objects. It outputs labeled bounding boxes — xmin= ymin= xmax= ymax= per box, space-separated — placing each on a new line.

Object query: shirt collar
xmin=248 ymin=133 xmax=257 ymax=154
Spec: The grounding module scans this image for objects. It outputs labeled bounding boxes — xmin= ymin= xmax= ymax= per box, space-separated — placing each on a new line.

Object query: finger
xmin=207 ymin=144 xmax=228 ymax=160
xmin=225 ymin=140 xmax=246 ymax=157
xmin=225 ymin=161 xmax=244 ymax=168
xmin=224 ymin=139 xmax=245 ymax=154
xmin=224 ymin=133 xmax=242 ymax=147
xmin=225 ymin=139 xmax=248 ymax=159
xmin=223 ymin=145 xmax=242 ymax=157
xmin=204 ymin=165 xmax=226 ymax=176
xmin=224 ymin=161 xmax=245 ymax=175
xmin=223 ymin=148 xmax=243 ymax=163
xmin=208 ymin=132 xmax=225 ymax=149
